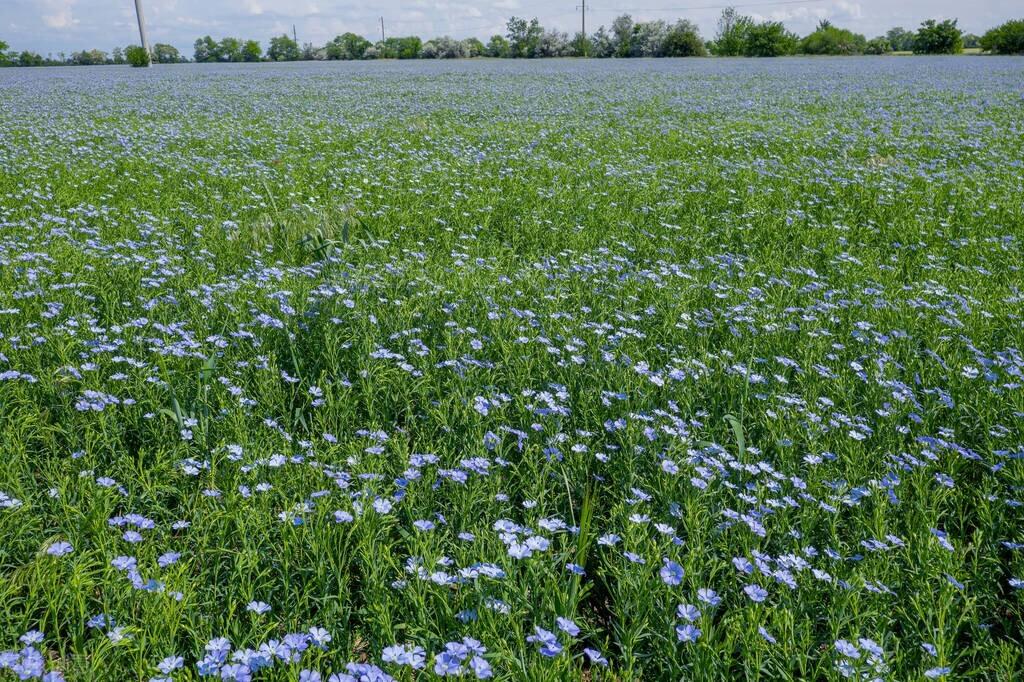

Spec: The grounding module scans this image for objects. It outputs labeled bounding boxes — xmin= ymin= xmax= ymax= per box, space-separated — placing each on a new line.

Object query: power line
xmin=588 ymin=0 xmax=827 ymax=12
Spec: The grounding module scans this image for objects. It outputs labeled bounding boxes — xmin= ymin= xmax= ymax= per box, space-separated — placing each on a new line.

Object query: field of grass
xmin=1 ymin=57 xmax=1023 ymax=681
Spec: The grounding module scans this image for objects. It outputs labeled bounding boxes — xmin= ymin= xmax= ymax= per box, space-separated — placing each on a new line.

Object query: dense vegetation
xmin=1 ymin=55 xmax=1023 ymax=682
xmin=981 ymin=19 xmax=1024 ymax=54
xmin=3 ymin=10 xmax=1024 ymax=66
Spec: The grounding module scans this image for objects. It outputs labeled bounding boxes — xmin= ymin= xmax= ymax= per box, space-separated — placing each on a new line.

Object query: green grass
xmin=0 ymin=57 xmax=1023 ymax=681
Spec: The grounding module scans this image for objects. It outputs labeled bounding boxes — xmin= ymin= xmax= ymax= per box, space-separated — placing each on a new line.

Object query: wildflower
xmin=526 ymin=627 xmax=563 ymax=657
xmin=660 ymin=559 xmax=684 ymax=586
xmin=469 ymin=656 xmax=492 ymax=679
xmin=677 ymin=603 xmax=701 ymax=621
xmin=676 ymin=623 xmax=701 ymax=643
xmin=744 ymin=584 xmax=769 ymax=603
xmin=247 ymin=601 xmax=271 ymax=615
xmin=158 ymin=656 xmax=184 ymax=674
xmin=556 ymin=617 xmax=580 ymax=637
xmin=46 ymin=541 xmax=73 ymax=557
xmin=697 ymin=588 xmax=721 ymax=606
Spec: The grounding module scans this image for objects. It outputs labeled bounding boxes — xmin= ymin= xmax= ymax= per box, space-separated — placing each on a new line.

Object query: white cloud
xmin=41 ymin=0 xmax=77 ymax=29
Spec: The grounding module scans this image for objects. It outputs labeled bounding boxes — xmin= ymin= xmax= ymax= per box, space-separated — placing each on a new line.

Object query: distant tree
xmin=153 ymin=43 xmax=180 ymax=63
xmin=610 ymin=14 xmax=634 ymax=57
xmin=218 ymin=37 xmax=243 ymax=62
xmin=422 ymin=36 xmax=465 ymax=59
xmin=111 ymin=46 xmax=125 ymax=64
xmin=485 ymin=34 xmax=510 ymax=58
xmin=865 ymin=37 xmax=891 ymax=54
xmin=885 ymin=27 xmax=915 ymax=51
xmin=662 ymin=20 xmax=707 ymax=57
xmin=461 ymin=37 xmax=485 ymax=57
xmin=506 ymin=16 xmax=543 ymax=58
xmin=268 ymin=34 xmax=300 ymax=61
xmin=961 ymin=33 xmax=980 ymax=49
xmin=568 ymin=32 xmax=591 ymax=57
xmin=745 ymin=21 xmax=798 ymax=57
xmin=800 ymin=20 xmax=866 ymax=54
xmin=713 ymin=7 xmax=754 ymax=56
xmin=194 ymin=36 xmax=218 ymax=62
xmin=590 ymin=27 xmax=615 ymax=57
xmin=537 ymin=29 xmax=570 ymax=57
xmin=913 ymin=19 xmax=962 ymax=54
xmin=17 ymin=51 xmax=45 ymax=66
xmin=629 ymin=20 xmax=667 ymax=57
xmin=980 ymin=19 xmax=1024 ymax=54
xmin=125 ymin=45 xmax=151 ymax=67
xmin=326 ymin=33 xmax=371 ymax=60
xmin=242 ymin=40 xmax=262 ymax=62
xmin=71 ymin=49 xmax=108 ymax=65
xmin=379 ymin=37 xmax=422 ymax=59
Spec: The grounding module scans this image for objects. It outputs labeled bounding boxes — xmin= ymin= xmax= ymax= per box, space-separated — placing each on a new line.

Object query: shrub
xmin=980 ymin=19 xmax=1024 ymax=54
xmin=125 ymin=45 xmax=151 ymax=67
xmin=865 ymin=37 xmax=891 ymax=55
xmin=662 ymin=20 xmax=707 ymax=57
xmin=800 ymin=21 xmax=867 ymax=55
xmin=745 ymin=21 xmax=798 ymax=57
xmin=913 ymin=19 xmax=962 ymax=54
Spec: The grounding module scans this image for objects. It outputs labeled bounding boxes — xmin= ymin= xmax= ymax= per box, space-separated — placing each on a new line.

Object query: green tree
xmin=111 ymin=46 xmax=125 ymax=64
xmin=610 ymin=14 xmax=634 ymax=57
xmin=913 ymin=19 xmax=962 ymax=54
xmin=326 ymin=33 xmax=371 ymax=60
xmin=268 ymin=34 xmax=301 ymax=61
xmin=390 ymin=37 xmax=422 ymax=59
xmin=506 ymin=16 xmax=543 ymax=58
xmin=980 ymin=19 xmax=1024 ymax=54
xmin=568 ymin=32 xmax=591 ymax=57
xmin=745 ymin=21 xmax=798 ymax=57
xmin=485 ymin=35 xmax=510 ymax=57
xmin=17 ymin=51 xmax=44 ymax=66
xmin=125 ymin=45 xmax=151 ymax=67
xmin=713 ymin=7 xmax=753 ymax=56
xmin=865 ymin=37 xmax=891 ymax=55
xmin=462 ymin=37 xmax=485 ymax=57
xmin=662 ymin=19 xmax=707 ymax=57
xmin=800 ymin=21 xmax=866 ymax=55
xmin=71 ymin=49 xmax=108 ymax=65
xmin=242 ymin=40 xmax=262 ymax=62
xmin=194 ymin=36 xmax=218 ymax=62
xmin=153 ymin=43 xmax=180 ymax=63
xmin=218 ymin=37 xmax=243 ymax=62
xmin=885 ymin=26 xmax=915 ymax=51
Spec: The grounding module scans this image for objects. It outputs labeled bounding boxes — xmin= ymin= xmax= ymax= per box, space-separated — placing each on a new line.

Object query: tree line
xmin=2 ymin=11 xmax=1022 ymax=68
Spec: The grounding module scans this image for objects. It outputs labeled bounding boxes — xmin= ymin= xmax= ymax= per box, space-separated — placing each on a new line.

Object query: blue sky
xmin=3 ymin=1 xmax=1019 ymax=57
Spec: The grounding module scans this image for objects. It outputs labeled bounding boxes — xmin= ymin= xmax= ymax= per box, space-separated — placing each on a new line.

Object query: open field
xmin=1 ymin=57 xmax=1023 ymax=681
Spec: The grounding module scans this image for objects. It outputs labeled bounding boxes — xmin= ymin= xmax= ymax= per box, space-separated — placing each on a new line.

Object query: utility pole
xmin=576 ymin=0 xmax=587 ymax=55
xmin=293 ymin=24 xmax=298 ymax=45
xmin=380 ymin=17 xmax=386 ymax=43
xmin=133 ymin=0 xmax=151 ymax=63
